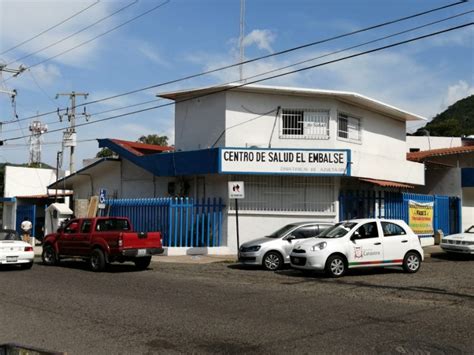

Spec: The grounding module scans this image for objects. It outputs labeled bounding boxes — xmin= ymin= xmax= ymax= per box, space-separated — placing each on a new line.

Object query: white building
xmin=52 ymin=84 xmax=434 ymax=254
xmin=2 ymin=166 xmax=69 ymax=241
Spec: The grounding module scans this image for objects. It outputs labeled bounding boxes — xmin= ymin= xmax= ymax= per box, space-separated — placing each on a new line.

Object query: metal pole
xmin=70 ymin=92 xmax=76 ymax=174
xmin=55 ymin=151 xmax=60 ymax=202
xmin=235 ymin=199 xmax=240 ymax=252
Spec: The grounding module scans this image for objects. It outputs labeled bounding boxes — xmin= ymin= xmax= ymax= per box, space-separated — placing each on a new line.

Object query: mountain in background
xmin=414 ymin=95 xmax=474 ymax=137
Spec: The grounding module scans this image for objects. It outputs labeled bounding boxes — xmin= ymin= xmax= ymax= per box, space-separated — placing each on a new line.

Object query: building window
xmin=280 ymin=109 xmax=330 ymax=139
xmin=409 ymin=148 xmax=420 ymax=153
xmin=338 ymin=112 xmax=361 ymax=142
xmin=230 ymin=175 xmax=335 ymax=213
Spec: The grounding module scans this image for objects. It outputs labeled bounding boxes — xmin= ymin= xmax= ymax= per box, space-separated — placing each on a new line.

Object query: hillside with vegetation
xmin=414 ymin=95 xmax=474 ymax=136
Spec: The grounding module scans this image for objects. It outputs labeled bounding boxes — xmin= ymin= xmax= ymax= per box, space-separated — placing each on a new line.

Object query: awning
xmin=359 ymin=178 xmax=414 ymax=189
xmin=407 ymin=145 xmax=474 ymax=162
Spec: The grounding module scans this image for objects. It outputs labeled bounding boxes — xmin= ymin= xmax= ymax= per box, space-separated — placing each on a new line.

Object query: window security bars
xmin=280 ymin=109 xmax=330 ymax=139
xmin=338 ymin=113 xmax=361 ymax=141
xmin=231 ymin=175 xmax=335 ymax=213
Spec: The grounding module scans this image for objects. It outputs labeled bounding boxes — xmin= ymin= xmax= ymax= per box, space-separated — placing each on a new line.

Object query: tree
xmin=96 ymin=147 xmax=116 ymax=158
xmin=414 ymin=95 xmax=474 ymax=137
xmin=137 ymin=134 xmax=168 ymax=146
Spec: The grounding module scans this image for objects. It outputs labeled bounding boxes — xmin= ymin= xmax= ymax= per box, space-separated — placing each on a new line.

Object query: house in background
xmin=1 ymin=166 xmax=70 ymax=242
xmin=407 ymin=135 xmax=474 ymax=231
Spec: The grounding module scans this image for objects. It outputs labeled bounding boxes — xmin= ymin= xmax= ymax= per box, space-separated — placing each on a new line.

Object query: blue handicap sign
xmin=99 ymin=189 xmax=106 ymax=204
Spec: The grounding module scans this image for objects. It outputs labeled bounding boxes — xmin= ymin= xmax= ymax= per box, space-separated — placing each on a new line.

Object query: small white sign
xmin=228 ymin=181 xmax=245 ymax=199
xmin=98 ymin=203 xmax=106 ymax=209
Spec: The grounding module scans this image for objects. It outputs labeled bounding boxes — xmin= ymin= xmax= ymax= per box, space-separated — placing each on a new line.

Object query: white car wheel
xmin=403 ymin=252 xmax=421 ymax=273
xmin=263 ymin=252 xmax=283 ymax=271
xmin=326 ymin=255 xmax=346 ymax=278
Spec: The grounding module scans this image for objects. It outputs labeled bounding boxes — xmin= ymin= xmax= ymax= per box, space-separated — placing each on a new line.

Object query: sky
xmin=0 ymin=0 xmax=473 ymax=168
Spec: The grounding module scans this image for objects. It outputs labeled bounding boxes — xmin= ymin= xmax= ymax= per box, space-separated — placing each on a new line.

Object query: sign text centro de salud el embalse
xmin=219 ymin=148 xmax=349 ymax=175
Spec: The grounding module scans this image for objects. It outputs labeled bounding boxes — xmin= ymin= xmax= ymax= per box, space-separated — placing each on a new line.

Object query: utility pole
xmin=0 ymin=64 xmax=26 ymax=77
xmin=56 ymin=91 xmax=89 ymax=174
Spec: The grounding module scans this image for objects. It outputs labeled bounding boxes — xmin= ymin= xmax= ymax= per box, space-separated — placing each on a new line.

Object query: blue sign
xmin=99 ymin=188 xmax=106 ymax=204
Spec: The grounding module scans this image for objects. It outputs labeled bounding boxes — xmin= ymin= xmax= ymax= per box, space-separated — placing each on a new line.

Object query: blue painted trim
xmin=99 ymin=139 xmax=352 ymax=177
xmin=0 ymin=197 xmax=16 ymax=202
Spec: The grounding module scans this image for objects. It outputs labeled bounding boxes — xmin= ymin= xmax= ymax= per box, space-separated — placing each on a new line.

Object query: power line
xmin=0 ymin=98 xmax=164 ymax=134
xmin=7 ymin=0 xmax=139 ymax=66
xmin=4 ymin=8 xmax=470 ymax=134
xmin=4 ymin=0 xmax=468 ymax=124
xmin=2 ymin=9 xmax=471 ymax=140
xmin=3 ymin=21 xmax=472 ymax=144
xmin=16 ymin=0 xmax=170 ymax=70
xmin=0 ymin=1 xmax=100 ymax=56
xmin=27 ymin=69 xmax=58 ymax=107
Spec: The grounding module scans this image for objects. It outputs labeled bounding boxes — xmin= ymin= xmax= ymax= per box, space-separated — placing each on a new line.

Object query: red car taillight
xmin=24 ymin=246 xmax=33 ymax=252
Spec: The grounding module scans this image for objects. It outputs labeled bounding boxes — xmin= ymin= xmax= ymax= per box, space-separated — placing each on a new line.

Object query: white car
xmin=0 ymin=229 xmax=34 ymax=269
xmin=290 ymin=218 xmax=424 ymax=277
xmin=440 ymin=226 xmax=474 ymax=254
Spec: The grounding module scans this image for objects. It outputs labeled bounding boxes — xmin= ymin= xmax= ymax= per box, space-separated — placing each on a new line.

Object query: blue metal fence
xmin=104 ymin=197 xmax=225 ymax=247
xmin=339 ymin=191 xmax=461 ymax=236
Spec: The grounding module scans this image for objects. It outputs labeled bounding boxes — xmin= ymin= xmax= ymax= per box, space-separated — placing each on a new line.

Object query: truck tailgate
xmin=121 ymin=232 xmax=162 ymax=249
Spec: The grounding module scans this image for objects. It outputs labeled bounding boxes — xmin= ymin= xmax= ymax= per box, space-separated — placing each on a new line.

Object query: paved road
xmin=0 ymin=254 xmax=473 ymax=354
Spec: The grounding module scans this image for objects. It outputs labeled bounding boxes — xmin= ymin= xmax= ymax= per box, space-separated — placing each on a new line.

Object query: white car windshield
xmin=317 ymin=222 xmax=357 ymax=239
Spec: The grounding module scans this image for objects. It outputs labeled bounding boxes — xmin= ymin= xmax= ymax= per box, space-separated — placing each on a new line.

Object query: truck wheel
xmin=90 ymin=249 xmax=106 ymax=272
xmin=135 ymin=256 xmax=152 ymax=270
xmin=42 ymin=245 xmax=59 ymax=266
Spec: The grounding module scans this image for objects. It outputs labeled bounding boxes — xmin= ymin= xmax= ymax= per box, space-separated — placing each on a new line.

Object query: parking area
xmin=1 ymin=252 xmax=473 ymax=354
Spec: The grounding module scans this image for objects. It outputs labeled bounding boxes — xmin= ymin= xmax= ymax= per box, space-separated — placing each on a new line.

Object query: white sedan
xmin=440 ymin=226 xmax=474 ymax=254
xmin=0 ymin=229 xmax=34 ymax=269
xmin=290 ymin=218 xmax=424 ymax=277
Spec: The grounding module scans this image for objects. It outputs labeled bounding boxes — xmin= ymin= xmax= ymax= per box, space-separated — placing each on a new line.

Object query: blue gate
xmin=104 ymin=197 xmax=225 ymax=247
xmin=339 ymin=191 xmax=460 ymax=236
xmin=16 ymin=204 xmax=36 ymax=237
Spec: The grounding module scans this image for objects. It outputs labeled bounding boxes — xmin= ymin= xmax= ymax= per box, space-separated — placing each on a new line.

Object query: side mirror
xmin=286 ymin=235 xmax=296 ymax=242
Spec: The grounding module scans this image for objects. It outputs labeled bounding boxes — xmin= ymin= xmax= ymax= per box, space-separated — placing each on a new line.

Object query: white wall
xmin=223 ymin=91 xmax=424 ymax=185
xmin=406 ymin=136 xmax=462 ymax=152
xmin=4 ymin=166 xmax=57 ymax=197
xmin=72 ymin=163 xmax=121 ymax=199
xmin=174 ymin=92 xmax=226 ymax=150
xmin=462 ymin=187 xmax=474 ymax=230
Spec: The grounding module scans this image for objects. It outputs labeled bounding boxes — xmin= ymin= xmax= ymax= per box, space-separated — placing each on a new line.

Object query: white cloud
xmin=242 ymin=29 xmax=276 ymax=53
xmin=0 ymin=1 xmax=118 ymax=67
xmin=441 ymin=80 xmax=474 ymax=110
xmin=136 ymin=41 xmax=168 ymax=67
xmin=28 ymin=64 xmax=61 ymax=86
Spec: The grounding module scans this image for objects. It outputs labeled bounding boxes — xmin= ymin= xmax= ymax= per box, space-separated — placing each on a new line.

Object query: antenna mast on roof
xmin=239 ymin=0 xmax=246 ymax=83
xmin=29 ymin=116 xmax=48 ymax=167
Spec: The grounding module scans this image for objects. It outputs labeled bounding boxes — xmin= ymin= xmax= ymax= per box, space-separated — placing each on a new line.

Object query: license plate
xmin=293 ymin=257 xmax=300 ymax=263
xmin=6 ymin=256 xmax=17 ymax=262
xmin=137 ymin=249 xmax=147 ymax=257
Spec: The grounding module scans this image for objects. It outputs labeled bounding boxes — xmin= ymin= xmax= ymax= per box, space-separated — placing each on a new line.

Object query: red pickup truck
xmin=41 ymin=217 xmax=164 ymax=271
